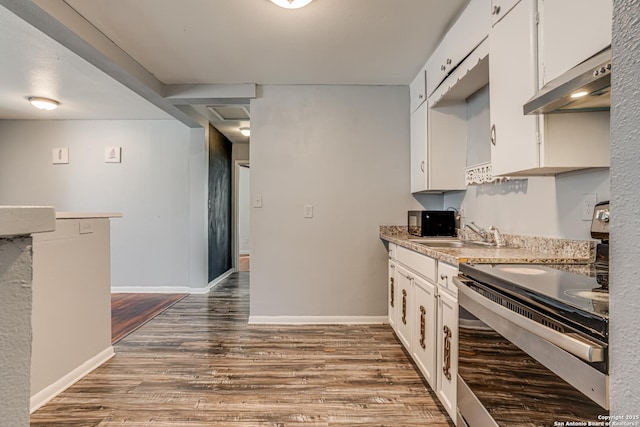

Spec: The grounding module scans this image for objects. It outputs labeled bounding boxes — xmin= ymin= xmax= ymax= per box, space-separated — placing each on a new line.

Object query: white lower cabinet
xmin=436 ymin=288 xmax=459 ymax=422
xmin=388 ymin=260 xmax=396 ymax=329
xmin=394 ymin=265 xmax=414 ymax=349
xmin=388 ymin=248 xmax=459 ymax=424
xmin=411 ymin=276 xmax=438 ymax=390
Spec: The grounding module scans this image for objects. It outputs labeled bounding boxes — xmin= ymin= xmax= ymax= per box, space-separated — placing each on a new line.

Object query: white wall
xmin=0 ymin=120 xmax=209 ymax=291
xmin=611 ymin=0 xmax=640 ymax=414
xmin=444 ymin=168 xmax=610 ymax=240
xmin=249 ymin=85 xmax=431 ymax=318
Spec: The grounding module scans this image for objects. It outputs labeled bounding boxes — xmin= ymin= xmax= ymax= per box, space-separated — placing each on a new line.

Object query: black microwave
xmin=408 ymin=210 xmax=456 ymax=237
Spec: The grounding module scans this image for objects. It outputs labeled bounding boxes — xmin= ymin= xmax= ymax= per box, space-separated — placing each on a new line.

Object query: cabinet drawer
xmin=388 ymin=243 xmax=397 ymax=260
xmin=396 ymin=246 xmax=436 ymax=282
xmin=437 ymin=262 xmax=459 ymax=295
xmin=410 ymin=67 xmax=427 ymax=113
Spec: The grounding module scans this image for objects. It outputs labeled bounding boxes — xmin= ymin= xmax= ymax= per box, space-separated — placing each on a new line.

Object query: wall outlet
xmin=582 ymin=193 xmax=597 ymax=221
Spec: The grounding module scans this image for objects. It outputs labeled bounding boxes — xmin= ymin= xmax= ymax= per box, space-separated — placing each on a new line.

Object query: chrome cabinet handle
xmin=420 ymin=161 xmax=425 ymax=172
xmin=440 ymin=273 xmax=447 ymax=281
xmin=492 ymin=5 xmax=501 ymax=15
xmin=402 ymin=289 xmax=408 ymax=325
xmin=390 ymin=277 xmax=395 ymax=308
xmin=419 ymin=305 xmax=426 ymax=349
xmin=490 ymin=124 xmax=497 ymax=146
xmin=446 ymin=58 xmax=452 ymax=65
xmin=440 ymin=64 xmax=446 ymax=72
xmin=443 ymin=325 xmax=452 ymax=381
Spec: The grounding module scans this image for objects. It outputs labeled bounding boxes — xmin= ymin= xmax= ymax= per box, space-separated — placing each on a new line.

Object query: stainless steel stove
xmin=455 ymin=202 xmax=610 ymax=427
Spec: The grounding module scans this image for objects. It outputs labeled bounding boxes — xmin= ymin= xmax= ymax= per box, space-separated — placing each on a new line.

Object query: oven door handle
xmin=455 ymin=277 xmax=605 ymax=363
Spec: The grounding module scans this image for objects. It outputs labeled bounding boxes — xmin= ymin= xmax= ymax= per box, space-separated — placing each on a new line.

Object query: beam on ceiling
xmin=165 ymin=84 xmax=257 ymax=105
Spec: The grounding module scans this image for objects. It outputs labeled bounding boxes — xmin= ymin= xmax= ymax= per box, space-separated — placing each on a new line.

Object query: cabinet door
xmin=426 ymin=39 xmax=449 ymax=98
xmin=410 ymin=66 xmax=427 ymax=113
xmin=394 ymin=266 xmax=413 ymax=350
xmin=411 ymin=277 xmax=438 ymax=390
xmin=491 ymin=0 xmax=521 ymax=26
xmin=436 ymin=290 xmax=458 ymax=421
xmin=489 ymin=0 xmax=539 ymax=176
xmin=410 ymin=102 xmax=428 ymax=193
xmin=538 ymin=0 xmax=612 ymax=85
xmin=388 ymin=261 xmax=397 ymax=330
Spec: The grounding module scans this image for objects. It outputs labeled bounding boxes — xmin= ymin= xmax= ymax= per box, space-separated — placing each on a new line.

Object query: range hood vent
xmin=523 ymin=48 xmax=611 ymax=115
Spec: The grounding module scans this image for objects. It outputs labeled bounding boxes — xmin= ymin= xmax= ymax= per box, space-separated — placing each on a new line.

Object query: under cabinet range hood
xmin=524 ymin=48 xmax=611 ymax=115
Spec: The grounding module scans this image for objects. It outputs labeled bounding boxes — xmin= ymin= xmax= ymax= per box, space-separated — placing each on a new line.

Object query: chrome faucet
xmin=465 ymin=222 xmax=488 ymax=242
xmin=489 ymin=226 xmax=506 ymax=247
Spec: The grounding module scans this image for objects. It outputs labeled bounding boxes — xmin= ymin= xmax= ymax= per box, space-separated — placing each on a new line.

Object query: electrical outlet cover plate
xmin=582 ymin=193 xmax=597 ymax=221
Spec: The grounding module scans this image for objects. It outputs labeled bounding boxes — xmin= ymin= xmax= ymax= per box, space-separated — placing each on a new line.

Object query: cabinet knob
xmin=492 ymin=5 xmax=501 ymax=15
xmin=440 ymin=273 xmax=448 ymax=281
xmin=418 ymin=94 xmax=424 ymax=99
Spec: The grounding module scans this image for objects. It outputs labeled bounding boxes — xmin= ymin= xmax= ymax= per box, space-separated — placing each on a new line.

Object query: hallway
xmin=30 ymin=273 xmax=452 ymax=426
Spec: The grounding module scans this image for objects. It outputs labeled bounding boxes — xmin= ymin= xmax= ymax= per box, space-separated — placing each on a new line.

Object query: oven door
xmin=454 ymin=276 xmax=609 ymax=427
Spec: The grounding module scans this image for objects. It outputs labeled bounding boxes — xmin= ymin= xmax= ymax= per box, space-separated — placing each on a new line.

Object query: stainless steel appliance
xmin=407 ymin=210 xmax=456 ymax=237
xmin=524 ymin=48 xmax=611 ymax=114
xmin=455 ymin=202 xmax=610 ymax=426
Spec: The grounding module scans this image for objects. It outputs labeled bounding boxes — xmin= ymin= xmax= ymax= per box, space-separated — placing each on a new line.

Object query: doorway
xmin=237 ymin=163 xmax=250 ymax=272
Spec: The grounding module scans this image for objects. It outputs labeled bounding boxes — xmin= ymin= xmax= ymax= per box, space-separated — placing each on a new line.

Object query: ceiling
xmin=0 ymin=0 xmax=468 ymax=143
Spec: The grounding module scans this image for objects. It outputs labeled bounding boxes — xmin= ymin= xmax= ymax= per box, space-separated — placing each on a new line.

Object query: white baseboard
xmin=30 ymin=346 xmax=115 ymax=414
xmin=111 ymin=269 xmax=235 ymax=294
xmin=248 ymin=316 xmax=388 ymax=325
xmin=191 ymin=269 xmax=234 ymax=295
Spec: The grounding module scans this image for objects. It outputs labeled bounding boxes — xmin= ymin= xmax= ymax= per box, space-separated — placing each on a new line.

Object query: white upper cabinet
xmin=490 ymin=0 xmax=611 ymax=176
xmin=489 ymin=0 xmax=539 ymax=176
xmin=426 ymin=0 xmax=491 ymax=97
xmin=410 ymin=66 xmax=427 ymax=113
xmin=490 ymin=0 xmax=521 ymax=26
xmin=410 ymin=102 xmax=428 ymax=193
xmin=537 ymin=0 xmax=613 ymax=85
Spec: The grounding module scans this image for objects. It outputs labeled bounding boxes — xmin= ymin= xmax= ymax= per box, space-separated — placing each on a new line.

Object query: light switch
xmin=304 ymin=204 xmax=313 ymax=218
xmin=79 ymin=221 xmax=93 ymax=234
xmin=253 ymin=193 xmax=263 ymax=208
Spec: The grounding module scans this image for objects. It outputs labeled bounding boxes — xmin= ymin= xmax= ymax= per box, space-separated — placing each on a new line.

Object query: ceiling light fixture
xmin=239 ymin=127 xmax=251 ymax=137
xmin=270 ymin=0 xmax=313 ymax=9
xmin=28 ymin=97 xmax=59 ymax=111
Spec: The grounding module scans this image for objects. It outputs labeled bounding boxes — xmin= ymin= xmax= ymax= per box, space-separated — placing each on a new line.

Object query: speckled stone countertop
xmin=380 ymin=226 xmax=594 ymax=266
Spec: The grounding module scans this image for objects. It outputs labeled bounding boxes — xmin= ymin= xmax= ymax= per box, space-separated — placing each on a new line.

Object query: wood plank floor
xmin=31 ymin=273 xmax=453 ymax=426
xmin=111 ymin=293 xmax=188 ymax=343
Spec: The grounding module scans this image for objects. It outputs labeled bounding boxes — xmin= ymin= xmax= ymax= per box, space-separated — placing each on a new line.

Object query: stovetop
xmin=459 ymin=263 xmax=609 ymax=342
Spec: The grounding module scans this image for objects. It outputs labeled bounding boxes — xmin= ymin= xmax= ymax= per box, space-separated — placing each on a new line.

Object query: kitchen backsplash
xmin=380 ymin=225 xmax=595 ymax=260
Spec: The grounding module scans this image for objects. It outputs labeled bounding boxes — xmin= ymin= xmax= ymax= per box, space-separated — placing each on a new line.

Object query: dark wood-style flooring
xmin=31 ymin=273 xmax=453 ymax=426
xmin=111 ymin=293 xmax=187 ymax=343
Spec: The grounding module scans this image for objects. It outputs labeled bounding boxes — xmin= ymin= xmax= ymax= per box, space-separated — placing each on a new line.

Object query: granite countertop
xmin=380 ymin=227 xmax=593 ymax=266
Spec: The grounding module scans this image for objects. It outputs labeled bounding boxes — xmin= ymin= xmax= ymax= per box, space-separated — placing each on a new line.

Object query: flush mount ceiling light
xmin=28 ymin=97 xmax=59 ymax=110
xmin=239 ymin=127 xmax=251 ymax=137
xmin=270 ymin=0 xmax=313 ymax=9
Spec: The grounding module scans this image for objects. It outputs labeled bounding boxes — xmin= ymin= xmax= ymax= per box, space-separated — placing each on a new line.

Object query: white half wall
xmin=250 ymin=85 xmax=427 ymax=317
xmin=0 ymin=120 xmax=208 ymax=290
